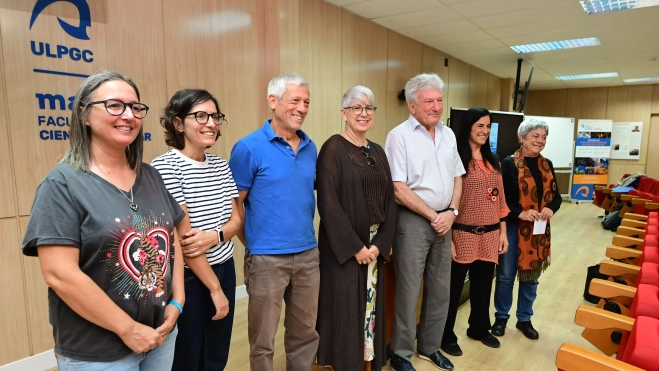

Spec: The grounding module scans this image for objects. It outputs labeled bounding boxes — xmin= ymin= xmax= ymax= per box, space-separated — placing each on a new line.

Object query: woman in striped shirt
xmin=152 ymin=89 xmax=241 ymax=371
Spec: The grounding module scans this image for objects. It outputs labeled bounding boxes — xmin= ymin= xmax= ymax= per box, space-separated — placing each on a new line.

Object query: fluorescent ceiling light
xmin=624 ymin=77 xmax=659 ymax=83
xmin=556 ymin=72 xmax=619 ymax=80
xmin=580 ymin=0 xmax=659 ymax=14
xmin=510 ymin=37 xmax=600 ymax=53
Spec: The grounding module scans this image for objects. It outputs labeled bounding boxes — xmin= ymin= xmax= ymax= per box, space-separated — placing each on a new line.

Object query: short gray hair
xmin=518 ymin=118 xmax=549 ymax=138
xmin=267 ymin=72 xmax=309 ymax=100
xmin=405 ymin=73 xmax=445 ymax=103
xmin=61 ymin=70 xmax=143 ymax=173
xmin=342 ymin=85 xmax=374 ymax=108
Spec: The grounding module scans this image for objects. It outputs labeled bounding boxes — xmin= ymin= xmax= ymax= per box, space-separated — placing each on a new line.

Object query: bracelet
xmin=169 ymin=300 xmax=183 ymax=314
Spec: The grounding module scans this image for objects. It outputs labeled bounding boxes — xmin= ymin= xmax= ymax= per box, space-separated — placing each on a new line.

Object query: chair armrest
xmin=620 ymin=219 xmax=646 ymax=229
xmin=574 ymin=305 xmax=634 ymax=332
xmin=599 ymin=260 xmax=641 ymax=277
xmin=606 ymin=245 xmax=643 ymax=260
xmin=624 ymin=213 xmax=648 ymax=221
xmin=602 ymin=188 xmax=612 ymax=194
xmin=631 ymin=197 xmax=651 ymax=205
xmin=616 ymin=226 xmax=646 ymax=238
xmin=611 ymin=235 xmax=644 ymax=248
xmin=621 ymin=194 xmax=639 ymax=201
xmin=588 ymin=278 xmax=637 ymax=299
xmin=555 ymin=343 xmax=644 ymax=371
xmin=645 ymin=202 xmax=659 ymax=211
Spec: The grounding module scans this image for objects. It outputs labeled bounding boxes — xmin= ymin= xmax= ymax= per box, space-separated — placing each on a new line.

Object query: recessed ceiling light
xmin=580 ymin=0 xmax=659 ymax=14
xmin=556 ymin=72 xmax=619 ymax=80
xmin=624 ymin=77 xmax=659 ymax=83
xmin=510 ymin=37 xmax=600 ymax=53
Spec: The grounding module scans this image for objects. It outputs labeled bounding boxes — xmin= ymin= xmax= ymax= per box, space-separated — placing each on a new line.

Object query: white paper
xmin=533 ymin=219 xmax=547 ymax=235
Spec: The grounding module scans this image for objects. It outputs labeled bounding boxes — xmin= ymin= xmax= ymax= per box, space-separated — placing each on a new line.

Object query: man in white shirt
xmin=385 ymin=73 xmax=465 ymax=371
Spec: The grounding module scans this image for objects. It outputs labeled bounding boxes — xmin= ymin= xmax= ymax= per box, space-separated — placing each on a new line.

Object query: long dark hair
xmin=456 ymin=107 xmax=501 ymax=174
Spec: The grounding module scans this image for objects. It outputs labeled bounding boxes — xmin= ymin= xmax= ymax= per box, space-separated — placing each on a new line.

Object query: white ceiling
xmin=323 ymin=0 xmax=659 ymax=90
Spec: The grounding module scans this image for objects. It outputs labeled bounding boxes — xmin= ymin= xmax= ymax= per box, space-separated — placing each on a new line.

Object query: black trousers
xmin=441 ymin=259 xmax=496 ymax=344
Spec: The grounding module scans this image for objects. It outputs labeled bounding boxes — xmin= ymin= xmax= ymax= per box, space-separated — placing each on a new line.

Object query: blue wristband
xmin=169 ymin=300 xmax=183 ymax=314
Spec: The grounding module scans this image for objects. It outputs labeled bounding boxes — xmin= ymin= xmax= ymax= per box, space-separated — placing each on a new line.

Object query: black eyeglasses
xmin=360 ymin=145 xmax=376 ymax=167
xmin=343 ymin=106 xmax=377 ymax=115
xmin=86 ymin=99 xmax=149 ymax=118
xmin=185 ymin=111 xmax=226 ymax=125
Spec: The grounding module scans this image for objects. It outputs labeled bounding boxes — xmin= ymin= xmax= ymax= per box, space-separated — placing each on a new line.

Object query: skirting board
xmin=0 ymin=285 xmax=248 ymax=371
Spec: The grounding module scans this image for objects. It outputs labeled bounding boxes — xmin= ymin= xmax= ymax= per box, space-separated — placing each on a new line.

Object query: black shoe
xmin=417 ymin=350 xmax=454 ymax=370
xmin=479 ymin=332 xmax=501 ymax=348
xmin=390 ymin=354 xmax=417 ymax=371
xmin=491 ymin=318 xmax=507 ymax=337
xmin=516 ymin=320 xmax=539 ymax=339
xmin=440 ymin=342 xmax=463 ymax=356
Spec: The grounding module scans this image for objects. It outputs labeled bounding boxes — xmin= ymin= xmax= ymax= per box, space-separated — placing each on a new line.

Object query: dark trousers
xmin=442 ymin=259 xmax=496 ymax=345
xmin=172 ymin=258 xmax=236 ymax=371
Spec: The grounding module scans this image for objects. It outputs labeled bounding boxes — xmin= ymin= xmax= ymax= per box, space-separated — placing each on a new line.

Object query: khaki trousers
xmin=245 ymin=247 xmax=320 ymax=371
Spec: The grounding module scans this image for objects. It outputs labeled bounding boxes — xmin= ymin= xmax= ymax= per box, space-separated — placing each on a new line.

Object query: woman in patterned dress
xmin=441 ymin=107 xmax=510 ymax=357
xmin=316 ymin=86 xmax=397 ymax=371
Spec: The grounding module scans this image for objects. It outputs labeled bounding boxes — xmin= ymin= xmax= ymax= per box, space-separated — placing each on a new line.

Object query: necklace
xmin=93 ymin=162 xmax=138 ymax=211
xmin=341 ymin=132 xmax=368 ymax=147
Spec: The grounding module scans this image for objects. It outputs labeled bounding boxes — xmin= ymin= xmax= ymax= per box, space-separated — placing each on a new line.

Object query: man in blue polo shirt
xmin=229 ymin=72 xmax=318 ymax=371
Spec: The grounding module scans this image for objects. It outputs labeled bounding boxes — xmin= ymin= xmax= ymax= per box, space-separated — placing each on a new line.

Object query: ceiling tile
xmin=419 ymin=29 xmax=493 ymax=46
xmin=323 ymin=0 xmax=369 ymax=6
xmin=470 ymin=3 xmax=584 ymax=30
xmin=448 ymin=0 xmax=537 ymax=18
xmin=344 ymin=0 xmax=444 ymax=19
xmin=429 ymin=38 xmax=506 ymax=54
xmin=397 ymin=19 xmax=479 ymax=39
xmin=372 ymin=6 xmax=463 ymax=30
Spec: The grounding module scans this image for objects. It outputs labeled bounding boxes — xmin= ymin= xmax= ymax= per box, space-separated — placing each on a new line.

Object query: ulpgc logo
xmin=30 ymin=0 xmax=91 ymax=40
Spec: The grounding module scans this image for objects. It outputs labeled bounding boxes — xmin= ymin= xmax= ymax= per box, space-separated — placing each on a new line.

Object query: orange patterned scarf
xmin=513 ymin=149 xmax=556 ymax=281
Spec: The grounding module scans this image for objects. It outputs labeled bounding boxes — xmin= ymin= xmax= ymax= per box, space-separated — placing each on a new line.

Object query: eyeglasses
xmin=185 ymin=111 xmax=226 ymax=125
xmin=86 ymin=99 xmax=149 ymax=118
xmin=360 ymin=145 xmax=376 ymax=167
xmin=343 ymin=106 xmax=377 ymax=115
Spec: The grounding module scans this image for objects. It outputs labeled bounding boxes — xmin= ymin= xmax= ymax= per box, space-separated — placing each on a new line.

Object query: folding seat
xmin=606 ymin=234 xmax=659 ymax=266
xmin=557 ymin=311 xmax=659 ymax=371
xmin=598 ymin=261 xmax=659 ymax=294
xmin=608 ymin=177 xmax=656 ymax=213
xmin=594 ymin=174 xmax=645 ymax=211
xmin=618 ymin=217 xmax=658 ymax=233
xmin=620 ymin=181 xmax=659 ymax=218
xmin=582 ymin=261 xmax=659 ymax=353
xmin=556 ymin=342 xmax=644 ymax=371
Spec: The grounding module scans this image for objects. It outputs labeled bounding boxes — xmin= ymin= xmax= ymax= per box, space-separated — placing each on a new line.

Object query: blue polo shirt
xmin=229 ymin=120 xmax=317 ymax=255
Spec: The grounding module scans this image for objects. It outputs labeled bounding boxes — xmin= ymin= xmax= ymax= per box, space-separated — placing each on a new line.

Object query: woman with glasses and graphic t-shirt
xmin=316 ymin=86 xmax=397 ymax=371
xmin=152 ymin=89 xmax=241 ymax=371
xmin=22 ymin=70 xmax=186 ymax=370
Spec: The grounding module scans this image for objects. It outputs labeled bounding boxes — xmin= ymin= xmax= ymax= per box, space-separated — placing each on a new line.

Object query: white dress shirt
xmin=385 ymin=114 xmax=465 ymax=211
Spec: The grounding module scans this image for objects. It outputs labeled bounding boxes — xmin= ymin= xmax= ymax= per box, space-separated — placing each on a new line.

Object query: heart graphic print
xmin=103 ymin=211 xmax=174 ymax=303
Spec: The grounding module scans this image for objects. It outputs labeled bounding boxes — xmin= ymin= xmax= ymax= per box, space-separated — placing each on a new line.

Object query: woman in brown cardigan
xmin=316 ymin=86 xmax=397 ymax=371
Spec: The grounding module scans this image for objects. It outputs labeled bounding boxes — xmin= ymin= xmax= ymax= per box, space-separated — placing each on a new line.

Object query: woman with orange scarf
xmin=492 ymin=118 xmax=562 ymax=340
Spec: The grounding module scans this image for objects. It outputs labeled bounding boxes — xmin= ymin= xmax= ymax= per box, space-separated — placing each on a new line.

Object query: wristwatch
xmin=447 ymin=207 xmax=459 ymax=216
xmin=215 ymin=228 xmax=225 ymax=243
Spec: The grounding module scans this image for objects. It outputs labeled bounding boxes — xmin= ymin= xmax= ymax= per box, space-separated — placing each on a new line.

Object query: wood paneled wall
xmin=0 ymin=0 xmax=506 ymax=365
xmin=526 ymin=84 xmax=659 ymax=183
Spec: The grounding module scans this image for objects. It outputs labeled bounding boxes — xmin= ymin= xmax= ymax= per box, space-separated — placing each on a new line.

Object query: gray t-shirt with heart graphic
xmin=22 ymin=162 xmax=185 ymax=362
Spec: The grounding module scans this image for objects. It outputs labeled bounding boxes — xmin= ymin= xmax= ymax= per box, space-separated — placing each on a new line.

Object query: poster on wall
xmin=571 ymin=119 xmax=613 ymax=200
xmin=610 ymin=122 xmax=643 ymax=160
xmin=489 ymin=122 xmax=499 ymax=154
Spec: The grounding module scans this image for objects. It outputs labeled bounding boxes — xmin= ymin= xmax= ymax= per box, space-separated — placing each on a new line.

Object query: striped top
xmin=151 ymin=150 xmax=238 ymax=265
